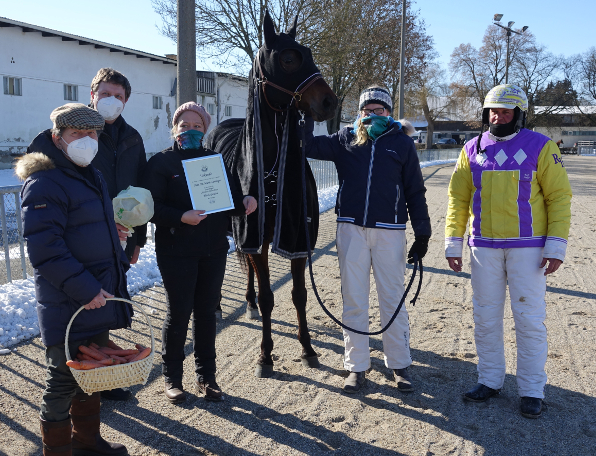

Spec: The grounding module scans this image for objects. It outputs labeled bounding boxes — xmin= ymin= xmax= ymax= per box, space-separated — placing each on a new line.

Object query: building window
xmin=197 ymin=71 xmax=215 ymax=95
xmin=3 ymin=76 xmax=22 ymax=96
xmin=207 ymin=103 xmax=215 ymax=115
xmin=153 ymin=96 xmax=163 ymax=109
xmin=224 ymin=105 xmax=232 ymax=117
xmin=64 ymin=84 xmax=78 ymax=101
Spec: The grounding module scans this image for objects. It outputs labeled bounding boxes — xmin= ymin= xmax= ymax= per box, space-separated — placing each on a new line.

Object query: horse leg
xmin=249 ymin=249 xmax=275 ymax=378
xmin=245 ymin=260 xmax=260 ymax=320
xmin=291 ymin=257 xmax=320 ymax=368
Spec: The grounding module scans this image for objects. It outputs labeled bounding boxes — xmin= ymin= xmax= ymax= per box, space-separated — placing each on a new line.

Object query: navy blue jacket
xmin=304 ymin=118 xmax=431 ymax=236
xmin=18 ymin=131 xmax=132 ymax=347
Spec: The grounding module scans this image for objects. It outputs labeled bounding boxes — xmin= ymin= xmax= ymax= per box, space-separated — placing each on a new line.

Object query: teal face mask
xmin=176 ymin=129 xmax=204 ymax=150
xmin=353 ymin=115 xmax=393 ymax=141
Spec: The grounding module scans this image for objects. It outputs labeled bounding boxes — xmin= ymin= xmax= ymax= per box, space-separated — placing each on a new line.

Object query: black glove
xmin=408 ymin=235 xmax=430 ymax=264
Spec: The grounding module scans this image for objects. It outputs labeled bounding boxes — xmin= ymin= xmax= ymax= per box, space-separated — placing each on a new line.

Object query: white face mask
xmin=96 ymin=96 xmax=124 ymax=121
xmin=61 ymin=136 xmax=98 ymax=167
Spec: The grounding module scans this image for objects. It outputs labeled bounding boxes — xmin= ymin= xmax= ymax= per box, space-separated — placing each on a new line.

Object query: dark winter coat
xmin=27 ymin=114 xmax=147 ymax=261
xmin=18 ymin=132 xmax=132 ymax=347
xmin=304 ymin=118 xmax=432 ymax=236
xmin=143 ymin=142 xmax=245 ymax=258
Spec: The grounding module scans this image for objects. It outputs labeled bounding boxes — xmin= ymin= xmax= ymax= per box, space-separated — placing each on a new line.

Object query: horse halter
xmin=256 ymin=50 xmax=323 ymax=113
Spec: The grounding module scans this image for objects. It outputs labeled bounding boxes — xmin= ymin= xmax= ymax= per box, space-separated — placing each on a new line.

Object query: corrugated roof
xmin=0 ymin=16 xmax=176 ymax=65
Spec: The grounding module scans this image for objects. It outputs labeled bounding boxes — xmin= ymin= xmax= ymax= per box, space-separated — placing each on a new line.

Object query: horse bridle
xmin=256 ymin=50 xmax=323 ymax=113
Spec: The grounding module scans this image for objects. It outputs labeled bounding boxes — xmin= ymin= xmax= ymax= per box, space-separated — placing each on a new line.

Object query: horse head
xmin=256 ymin=11 xmax=338 ymax=122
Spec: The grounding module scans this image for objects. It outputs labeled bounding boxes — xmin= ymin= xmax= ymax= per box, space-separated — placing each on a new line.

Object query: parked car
xmin=436 ymin=138 xmax=457 ymax=145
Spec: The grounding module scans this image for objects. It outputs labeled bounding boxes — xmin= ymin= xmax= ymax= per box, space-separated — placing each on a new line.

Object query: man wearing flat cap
xmin=17 ymin=103 xmax=131 ymax=456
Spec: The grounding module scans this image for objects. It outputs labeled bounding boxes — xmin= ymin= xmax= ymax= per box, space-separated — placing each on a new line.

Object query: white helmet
xmin=482 ymin=84 xmax=528 ymax=127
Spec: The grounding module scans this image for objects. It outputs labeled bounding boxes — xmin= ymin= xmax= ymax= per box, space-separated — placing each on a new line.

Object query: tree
xmin=579 ymin=47 xmax=596 ymax=103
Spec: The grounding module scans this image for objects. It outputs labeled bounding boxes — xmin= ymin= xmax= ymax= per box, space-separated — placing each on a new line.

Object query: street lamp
xmin=493 ymin=14 xmax=528 ymax=84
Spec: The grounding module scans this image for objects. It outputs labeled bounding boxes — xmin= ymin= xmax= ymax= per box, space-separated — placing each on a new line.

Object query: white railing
xmin=0 ymin=186 xmax=28 ymax=284
xmin=579 ymin=147 xmax=596 ymax=155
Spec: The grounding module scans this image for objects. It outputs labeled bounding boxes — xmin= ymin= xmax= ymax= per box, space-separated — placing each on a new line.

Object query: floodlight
xmin=521 ymin=26 xmax=529 ymax=32
xmin=507 ymin=21 xmax=515 ymax=28
xmin=494 ymin=13 xmax=503 ymax=21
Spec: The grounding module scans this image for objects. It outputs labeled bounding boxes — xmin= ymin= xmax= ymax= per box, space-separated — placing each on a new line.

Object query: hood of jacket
xmin=15 ymin=152 xmax=55 ymax=181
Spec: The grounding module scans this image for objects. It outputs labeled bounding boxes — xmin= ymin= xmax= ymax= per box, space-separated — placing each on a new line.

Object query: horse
xmin=205 ymin=11 xmax=338 ymax=377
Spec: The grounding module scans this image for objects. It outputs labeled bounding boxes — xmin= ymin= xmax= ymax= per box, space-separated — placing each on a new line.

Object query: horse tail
xmin=235 ymin=250 xmax=251 ymax=274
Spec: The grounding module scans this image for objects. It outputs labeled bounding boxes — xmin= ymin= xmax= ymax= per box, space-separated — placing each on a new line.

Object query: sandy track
xmin=1 ymin=156 xmax=595 ymax=455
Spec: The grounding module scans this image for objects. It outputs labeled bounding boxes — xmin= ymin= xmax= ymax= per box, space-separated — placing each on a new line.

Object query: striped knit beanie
xmin=359 ymin=87 xmax=392 ymax=111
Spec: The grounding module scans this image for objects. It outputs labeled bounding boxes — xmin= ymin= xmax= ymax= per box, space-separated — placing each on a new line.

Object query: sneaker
xmin=197 ymin=379 xmax=225 ymax=402
xmin=164 ymin=380 xmax=186 ymax=404
xmin=520 ymin=397 xmax=543 ymax=419
xmin=463 ymin=383 xmax=500 ymax=402
xmin=343 ymin=371 xmax=366 ymax=393
xmin=394 ymin=367 xmax=414 ymax=392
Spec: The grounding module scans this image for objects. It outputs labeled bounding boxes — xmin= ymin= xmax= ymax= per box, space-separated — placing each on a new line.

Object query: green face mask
xmin=357 ymin=115 xmax=391 ymax=141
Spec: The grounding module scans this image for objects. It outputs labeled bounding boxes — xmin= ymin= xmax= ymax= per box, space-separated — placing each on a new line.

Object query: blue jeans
xmin=158 ymin=252 xmax=227 ymax=383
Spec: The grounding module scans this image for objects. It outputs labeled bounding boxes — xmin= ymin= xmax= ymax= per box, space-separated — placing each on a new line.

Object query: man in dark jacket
xmin=89 ymin=67 xmax=147 ymax=266
xmin=18 ymin=103 xmax=131 ymax=456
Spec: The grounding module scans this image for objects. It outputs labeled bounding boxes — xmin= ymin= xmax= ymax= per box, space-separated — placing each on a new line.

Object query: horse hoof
xmin=301 ymin=355 xmax=320 ymax=368
xmin=215 ymin=310 xmax=223 ymax=321
xmin=246 ymin=307 xmax=260 ymax=320
xmin=255 ymin=364 xmax=274 ymax=378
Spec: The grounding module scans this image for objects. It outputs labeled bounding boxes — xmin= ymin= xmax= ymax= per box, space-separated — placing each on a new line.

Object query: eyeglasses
xmin=361 ymin=107 xmax=386 ymax=116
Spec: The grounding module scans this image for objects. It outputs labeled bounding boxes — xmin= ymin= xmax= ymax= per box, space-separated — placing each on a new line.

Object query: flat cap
xmin=50 ymin=103 xmax=105 ymax=130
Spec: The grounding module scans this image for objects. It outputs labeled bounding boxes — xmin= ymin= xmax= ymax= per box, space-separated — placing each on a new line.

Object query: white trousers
xmin=470 ymin=246 xmax=548 ymax=398
xmin=336 ymin=223 xmax=412 ymax=372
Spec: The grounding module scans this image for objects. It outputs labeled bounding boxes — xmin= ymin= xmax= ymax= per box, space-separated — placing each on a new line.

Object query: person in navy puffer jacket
xmin=303 ymin=86 xmax=431 ymax=394
xmin=17 ymin=103 xmax=130 ymax=456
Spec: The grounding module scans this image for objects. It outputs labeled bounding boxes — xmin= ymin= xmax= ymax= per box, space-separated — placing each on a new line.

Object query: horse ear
xmin=263 ymin=10 xmax=277 ymax=49
xmin=287 ymin=15 xmax=298 ymax=39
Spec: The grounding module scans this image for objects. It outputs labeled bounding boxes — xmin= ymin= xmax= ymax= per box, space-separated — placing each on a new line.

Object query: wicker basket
xmin=65 ymin=297 xmax=155 ymax=394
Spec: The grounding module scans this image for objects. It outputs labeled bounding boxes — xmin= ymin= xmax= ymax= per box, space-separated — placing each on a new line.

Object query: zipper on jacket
xmin=338 ymin=181 xmax=344 ymax=217
xmin=395 ymin=185 xmax=400 ymax=223
xmin=363 ymin=129 xmax=392 ymax=226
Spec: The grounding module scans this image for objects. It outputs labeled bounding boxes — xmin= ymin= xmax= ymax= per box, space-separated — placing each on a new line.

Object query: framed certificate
xmin=181 ymin=154 xmax=235 ymax=214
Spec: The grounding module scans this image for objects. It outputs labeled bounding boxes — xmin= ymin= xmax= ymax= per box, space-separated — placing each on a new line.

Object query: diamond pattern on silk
xmin=495 ymin=149 xmax=508 ymax=167
xmin=514 ymin=149 xmax=527 ymax=165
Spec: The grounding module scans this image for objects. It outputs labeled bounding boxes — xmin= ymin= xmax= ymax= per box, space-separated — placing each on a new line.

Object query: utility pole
xmin=398 ymin=0 xmax=406 ymax=118
xmin=493 ymin=14 xmax=528 ymax=85
xmin=177 ymin=0 xmax=196 ymax=107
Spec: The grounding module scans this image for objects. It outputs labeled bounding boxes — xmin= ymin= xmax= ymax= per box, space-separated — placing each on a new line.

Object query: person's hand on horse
xmin=540 ymin=257 xmax=563 ymax=275
xmin=84 ymin=289 xmax=113 ymax=310
xmin=181 ymin=210 xmax=207 ymax=226
xmin=407 ymin=235 xmax=430 ymax=264
xmin=243 ymin=196 xmax=257 ymax=215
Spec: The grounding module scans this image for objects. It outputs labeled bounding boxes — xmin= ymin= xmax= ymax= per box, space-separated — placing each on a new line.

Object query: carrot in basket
xmin=100 ymin=348 xmax=139 ymax=356
xmin=107 ymin=340 xmax=123 ymax=350
xmin=90 ymin=342 xmax=101 ymax=350
xmin=96 ymin=358 xmax=116 ymax=366
xmin=66 ymin=360 xmax=104 ymax=370
xmin=129 ymin=347 xmax=151 ymax=362
xmin=135 ymin=344 xmax=147 ymax=351
xmin=78 ymin=345 xmax=109 ymax=361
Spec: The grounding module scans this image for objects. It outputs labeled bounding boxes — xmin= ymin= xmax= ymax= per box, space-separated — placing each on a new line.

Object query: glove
xmin=408 ymin=235 xmax=430 ymax=264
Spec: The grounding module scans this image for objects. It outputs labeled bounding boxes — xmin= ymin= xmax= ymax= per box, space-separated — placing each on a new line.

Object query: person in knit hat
xmin=143 ymin=101 xmax=256 ymax=404
xmin=18 ymin=103 xmax=131 ymax=455
xmin=301 ymin=85 xmax=431 ymax=394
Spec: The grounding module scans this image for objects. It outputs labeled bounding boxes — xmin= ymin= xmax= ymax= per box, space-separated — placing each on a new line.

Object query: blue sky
xmin=2 ymin=0 xmax=594 ymax=76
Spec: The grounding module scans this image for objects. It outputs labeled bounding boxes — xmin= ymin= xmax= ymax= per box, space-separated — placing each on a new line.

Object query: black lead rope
xmin=298 ymin=113 xmax=423 ymax=336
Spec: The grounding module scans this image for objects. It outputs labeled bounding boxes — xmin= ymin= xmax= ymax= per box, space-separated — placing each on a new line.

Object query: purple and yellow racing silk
xmin=445 ymin=129 xmax=572 ymax=261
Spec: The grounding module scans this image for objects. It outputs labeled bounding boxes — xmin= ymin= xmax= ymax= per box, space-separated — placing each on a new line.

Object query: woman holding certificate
xmin=144 ymin=102 xmax=257 ymax=404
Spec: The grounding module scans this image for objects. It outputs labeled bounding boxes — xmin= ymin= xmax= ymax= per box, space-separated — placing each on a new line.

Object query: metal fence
xmin=579 ymin=147 xmax=596 ymax=155
xmin=0 ymin=186 xmax=30 ymax=284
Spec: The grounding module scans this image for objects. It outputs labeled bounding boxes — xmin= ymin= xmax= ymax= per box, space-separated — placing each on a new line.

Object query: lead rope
xmin=298 ymin=111 xmax=423 ymax=336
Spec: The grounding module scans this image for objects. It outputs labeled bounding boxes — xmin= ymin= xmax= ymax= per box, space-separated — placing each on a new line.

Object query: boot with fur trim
xmin=70 ymin=393 xmax=127 ymax=456
xmin=40 ymin=417 xmax=72 ymax=456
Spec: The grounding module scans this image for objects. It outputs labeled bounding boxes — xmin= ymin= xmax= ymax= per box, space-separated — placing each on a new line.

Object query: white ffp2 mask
xmin=96 ymin=96 xmax=124 ymax=121
xmin=61 ymin=136 xmax=98 ymax=167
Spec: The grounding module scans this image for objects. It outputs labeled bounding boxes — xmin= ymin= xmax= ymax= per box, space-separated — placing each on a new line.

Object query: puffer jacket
xmin=303 ymin=117 xmax=431 ymax=236
xmin=17 ymin=132 xmax=132 ymax=347
xmin=445 ymin=129 xmax=572 ymax=261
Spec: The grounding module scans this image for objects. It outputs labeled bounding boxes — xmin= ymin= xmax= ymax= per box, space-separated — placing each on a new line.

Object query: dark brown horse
xmin=205 ymin=11 xmax=337 ymax=377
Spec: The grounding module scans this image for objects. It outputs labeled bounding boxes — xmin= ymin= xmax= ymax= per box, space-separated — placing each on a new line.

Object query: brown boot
xmin=70 ymin=392 xmax=127 ymax=456
xmin=40 ymin=417 xmax=72 ymax=456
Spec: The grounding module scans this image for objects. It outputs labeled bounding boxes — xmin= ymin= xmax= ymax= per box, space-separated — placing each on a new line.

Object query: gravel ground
xmin=1 ymin=156 xmax=595 ymax=456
